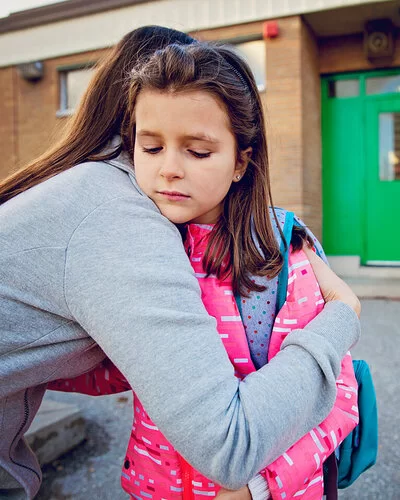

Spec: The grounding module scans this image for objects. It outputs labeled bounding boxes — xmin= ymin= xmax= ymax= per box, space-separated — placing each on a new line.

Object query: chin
xmin=160 ymin=212 xmax=191 ymax=225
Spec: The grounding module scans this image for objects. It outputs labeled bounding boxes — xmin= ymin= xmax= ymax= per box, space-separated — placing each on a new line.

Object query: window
xmin=366 ymin=74 xmax=400 ymax=95
xmin=379 ymin=112 xmax=400 ymax=181
xmin=234 ymin=40 xmax=266 ymax=92
xmin=57 ymin=65 xmax=95 ymax=116
xmin=327 ymin=79 xmax=359 ymax=98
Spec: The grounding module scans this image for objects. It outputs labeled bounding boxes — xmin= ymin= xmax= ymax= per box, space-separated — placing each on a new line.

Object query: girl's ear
xmin=233 ymin=147 xmax=252 ymax=182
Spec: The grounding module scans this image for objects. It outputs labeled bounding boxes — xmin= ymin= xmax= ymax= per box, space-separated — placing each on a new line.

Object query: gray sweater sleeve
xmin=64 ymin=195 xmax=360 ymax=490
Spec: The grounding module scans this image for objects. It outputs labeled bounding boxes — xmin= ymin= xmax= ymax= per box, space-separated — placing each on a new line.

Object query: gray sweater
xmin=0 ymin=152 xmax=360 ymax=499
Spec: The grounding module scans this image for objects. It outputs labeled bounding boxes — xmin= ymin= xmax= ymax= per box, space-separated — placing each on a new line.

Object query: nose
xmin=159 ymin=150 xmax=184 ymax=180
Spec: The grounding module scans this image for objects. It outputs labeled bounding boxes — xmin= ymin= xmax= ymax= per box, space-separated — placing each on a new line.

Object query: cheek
xmin=134 ymin=149 xmax=148 ymax=171
xmin=133 ymin=152 xmax=151 ymax=189
xmin=133 ymin=148 xmax=140 ymax=174
xmin=200 ymin=177 xmax=232 ymax=204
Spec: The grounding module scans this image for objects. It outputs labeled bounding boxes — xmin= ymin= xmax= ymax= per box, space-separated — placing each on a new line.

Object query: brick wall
xmin=265 ymin=16 xmax=322 ymax=238
xmin=0 ymin=67 xmax=16 ymax=178
xmin=1 ymin=48 xmax=108 ymax=175
xmin=301 ymin=21 xmax=322 ymax=237
xmin=320 ymin=31 xmax=400 ymax=74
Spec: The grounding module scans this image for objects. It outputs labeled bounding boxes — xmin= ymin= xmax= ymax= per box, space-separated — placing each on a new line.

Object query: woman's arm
xmin=63 ymin=193 xmax=360 ymax=490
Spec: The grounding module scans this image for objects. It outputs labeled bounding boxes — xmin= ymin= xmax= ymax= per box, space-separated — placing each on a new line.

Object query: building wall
xmin=264 ymin=16 xmax=322 ymax=238
xmin=0 ymin=0 xmax=386 ymax=67
xmin=0 ymin=48 xmax=108 ymax=175
xmin=265 ymin=17 xmax=303 ymax=217
xmin=1 ymin=21 xmax=267 ymax=174
xmin=301 ymin=21 xmax=322 ymax=237
xmin=320 ymin=31 xmax=400 ymax=74
xmin=0 ymin=67 xmax=16 ymax=179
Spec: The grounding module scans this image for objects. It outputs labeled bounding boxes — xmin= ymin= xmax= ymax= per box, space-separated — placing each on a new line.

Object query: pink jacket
xmin=49 ymin=224 xmax=358 ymax=499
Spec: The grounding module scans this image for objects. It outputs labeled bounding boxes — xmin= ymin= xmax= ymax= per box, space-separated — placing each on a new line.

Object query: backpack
xmin=337 ymin=359 xmax=378 ymax=488
xmin=277 ymin=214 xmax=378 ymax=494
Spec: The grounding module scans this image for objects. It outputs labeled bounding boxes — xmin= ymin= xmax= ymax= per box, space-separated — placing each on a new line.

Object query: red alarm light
xmin=263 ymin=21 xmax=279 ymax=39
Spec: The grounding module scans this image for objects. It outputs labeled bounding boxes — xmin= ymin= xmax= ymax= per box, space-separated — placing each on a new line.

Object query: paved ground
xmin=338 ymin=299 xmax=400 ymax=499
xmin=36 ymin=299 xmax=399 ymax=499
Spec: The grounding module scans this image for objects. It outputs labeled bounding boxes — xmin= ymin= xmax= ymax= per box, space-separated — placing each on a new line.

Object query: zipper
xmin=9 ymin=388 xmax=41 ymax=481
xmin=178 ymin=454 xmax=195 ymax=500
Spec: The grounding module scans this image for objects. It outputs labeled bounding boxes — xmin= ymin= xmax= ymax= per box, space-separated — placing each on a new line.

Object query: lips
xmin=157 ymin=190 xmax=190 ymax=201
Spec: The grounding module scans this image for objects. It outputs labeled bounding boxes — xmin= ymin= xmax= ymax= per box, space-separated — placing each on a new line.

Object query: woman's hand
xmin=303 ymin=245 xmax=361 ymax=318
xmin=215 ymin=486 xmax=252 ymax=500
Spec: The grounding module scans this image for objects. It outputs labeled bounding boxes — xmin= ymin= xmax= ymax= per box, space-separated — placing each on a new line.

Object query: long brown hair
xmin=121 ymin=43 xmax=287 ymax=296
xmin=0 ymin=26 xmax=195 ymax=204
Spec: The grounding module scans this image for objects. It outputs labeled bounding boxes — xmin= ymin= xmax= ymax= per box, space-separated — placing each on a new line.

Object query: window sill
xmin=56 ymin=109 xmax=74 ymax=118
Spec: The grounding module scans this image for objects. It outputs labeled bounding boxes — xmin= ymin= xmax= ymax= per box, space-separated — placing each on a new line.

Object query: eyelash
xmin=141 ymin=147 xmax=211 ymax=159
xmin=190 ymin=150 xmax=211 ymax=159
xmin=142 ymin=147 xmax=162 ymax=154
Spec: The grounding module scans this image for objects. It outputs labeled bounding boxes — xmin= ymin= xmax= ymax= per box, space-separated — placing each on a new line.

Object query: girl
xmin=0 ymin=27 xmax=360 ymax=499
xmin=50 ymin=42 xmax=359 ymax=499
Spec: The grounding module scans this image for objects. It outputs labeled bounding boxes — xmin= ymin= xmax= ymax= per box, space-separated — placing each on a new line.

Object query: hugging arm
xmin=63 ymin=195 xmax=360 ymax=489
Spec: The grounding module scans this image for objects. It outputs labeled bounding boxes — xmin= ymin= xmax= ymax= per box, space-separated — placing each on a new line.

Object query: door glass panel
xmin=366 ymin=75 xmax=400 ymax=95
xmin=328 ymin=79 xmax=359 ymax=98
xmin=379 ymin=112 xmax=400 ymax=181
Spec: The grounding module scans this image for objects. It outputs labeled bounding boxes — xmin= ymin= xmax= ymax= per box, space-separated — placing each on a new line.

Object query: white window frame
xmin=56 ymin=62 xmax=96 ymax=117
xmin=223 ymin=35 xmax=266 ymax=93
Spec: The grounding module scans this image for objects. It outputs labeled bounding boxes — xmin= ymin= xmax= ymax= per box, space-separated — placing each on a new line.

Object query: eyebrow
xmin=136 ymin=131 xmax=161 ymax=138
xmin=136 ymin=130 xmax=220 ymax=144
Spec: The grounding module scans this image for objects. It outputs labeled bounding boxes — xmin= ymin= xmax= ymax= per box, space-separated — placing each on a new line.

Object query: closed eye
xmin=189 ymin=150 xmax=211 ymax=159
xmin=142 ymin=147 xmax=162 ymax=154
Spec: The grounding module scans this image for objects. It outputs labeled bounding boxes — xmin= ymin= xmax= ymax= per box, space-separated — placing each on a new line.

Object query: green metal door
xmin=321 ymin=76 xmax=364 ymax=258
xmin=322 ymin=71 xmax=400 ymax=265
xmin=365 ymin=97 xmax=400 ymax=264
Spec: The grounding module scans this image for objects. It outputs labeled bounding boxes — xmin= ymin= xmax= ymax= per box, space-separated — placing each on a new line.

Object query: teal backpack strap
xmin=235 ymin=294 xmax=244 ymax=320
xmin=236 ymin=207 xmax=290 ymax=368
xmin=275 ymin=211 xmax=294 ymax=313
xmin=276 ymin=212 xmax=329 ymax=313
xmin=237 ymin=207 xmax=291 ymax=318
xmin=293 ymin=214 xmax=329 ymax=264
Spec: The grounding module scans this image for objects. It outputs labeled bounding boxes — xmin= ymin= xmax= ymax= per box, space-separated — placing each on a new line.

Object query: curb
xmin=26 ymin=399 xmax=86 ymax=466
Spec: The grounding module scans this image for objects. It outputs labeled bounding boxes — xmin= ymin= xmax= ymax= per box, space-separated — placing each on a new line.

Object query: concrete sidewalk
xmin=26 ymin=399 xmax=86 ymax=466
xmin=329 ymin=257 xmax=400 ymax=300
xmin=345 ymin=276 xmax=400 ymax=300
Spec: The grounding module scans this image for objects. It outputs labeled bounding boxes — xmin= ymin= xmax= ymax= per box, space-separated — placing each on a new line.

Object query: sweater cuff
xmin=248 ymin=474 xmax=271 ymax=500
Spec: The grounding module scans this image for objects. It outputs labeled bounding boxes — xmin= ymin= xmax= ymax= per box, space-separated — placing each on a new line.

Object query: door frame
xmin=365 ymin=96 xmax=400 ymax=265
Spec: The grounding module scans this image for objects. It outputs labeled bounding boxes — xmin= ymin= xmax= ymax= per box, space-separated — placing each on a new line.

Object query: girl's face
xmin=134 ymin=89 xmax=249 ymax=225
